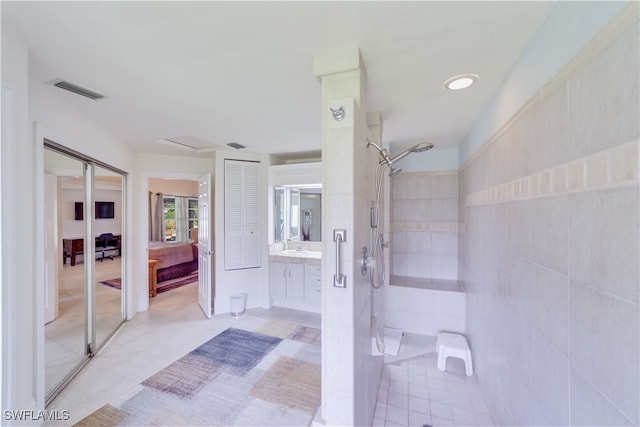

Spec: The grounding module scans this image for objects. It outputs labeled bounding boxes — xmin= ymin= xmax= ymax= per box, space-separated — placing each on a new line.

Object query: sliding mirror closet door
xmin=93 ymin=165 xmax=125 ymax=351
xmin=43 ymin=142 xmax=126 ymax=405
xmin=43 ymin=148 xmax=89 ymax=400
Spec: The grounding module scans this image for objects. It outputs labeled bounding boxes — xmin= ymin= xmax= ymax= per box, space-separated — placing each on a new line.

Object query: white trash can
xmin=230 ymin=293 xmax=247 ymax=317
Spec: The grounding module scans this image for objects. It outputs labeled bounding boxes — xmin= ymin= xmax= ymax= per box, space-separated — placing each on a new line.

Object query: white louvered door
xmin=224 ymin=160 xmax=260 ymax=270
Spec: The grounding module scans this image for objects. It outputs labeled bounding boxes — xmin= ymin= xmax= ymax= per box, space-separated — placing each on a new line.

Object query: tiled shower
xmin=391 ymin=171 xmax=459 ymax=281
xmin=386 ymin=171 xmax=465 ymax=336
xmin=387 ymin=10 xmax=638 ymax=426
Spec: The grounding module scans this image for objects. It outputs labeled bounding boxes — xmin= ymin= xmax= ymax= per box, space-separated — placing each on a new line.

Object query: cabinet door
xmin=304 ymin=265 xmax=322 ymax=306
xmin=269 ymin=261 xmax=287 ymax=299
xmin=286 ymin=263 xmax=305 ymax=302
xmin=224 ymin=159 xmax=260 ymax=270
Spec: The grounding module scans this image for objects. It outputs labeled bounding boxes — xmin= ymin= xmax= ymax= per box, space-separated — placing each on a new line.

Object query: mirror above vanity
xmin=270 ymin=161 xmax=322 ymax=245
xmin=274 ymin=185 xmax=321 ymax=242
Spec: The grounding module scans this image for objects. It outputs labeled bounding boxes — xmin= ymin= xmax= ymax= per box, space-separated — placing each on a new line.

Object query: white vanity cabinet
xmin=269 ymin=261 xmax=287 ymax=299
xmin=304 ymin=264 xmax=322 ymax=306
xmin=269 ymin=256 xmax=321 ymax=313
xmin=269 ymin=260 xmax=304 ymax=301
xmin=286 ymin=262 xmax=305 ymax=302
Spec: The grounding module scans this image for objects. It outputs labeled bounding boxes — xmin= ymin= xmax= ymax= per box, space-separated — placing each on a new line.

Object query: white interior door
xmin=198 ymin=173 xmax=213 ymax=318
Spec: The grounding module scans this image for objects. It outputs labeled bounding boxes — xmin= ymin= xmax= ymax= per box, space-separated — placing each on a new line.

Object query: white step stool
xmin=436 ymin=332 xmax=473 ymax=376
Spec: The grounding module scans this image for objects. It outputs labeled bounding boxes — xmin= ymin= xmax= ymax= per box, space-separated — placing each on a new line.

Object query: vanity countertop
xmin=269 ymin=249 xmax=321 ymax=264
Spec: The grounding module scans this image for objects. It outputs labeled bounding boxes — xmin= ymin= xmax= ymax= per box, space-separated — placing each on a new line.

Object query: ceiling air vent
xmin=226 ymin=142 xmax=246 ymax=150
xmin=47 ymin=79 xmax=106 ymax=100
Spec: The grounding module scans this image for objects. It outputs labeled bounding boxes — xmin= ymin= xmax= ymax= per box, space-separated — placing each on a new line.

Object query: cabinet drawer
xmin=304 ymin=265 xmax=321 ymax=280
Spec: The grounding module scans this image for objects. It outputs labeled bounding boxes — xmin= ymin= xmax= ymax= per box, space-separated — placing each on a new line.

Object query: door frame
xmin=139 ymin=172 xmax=212 ymax=313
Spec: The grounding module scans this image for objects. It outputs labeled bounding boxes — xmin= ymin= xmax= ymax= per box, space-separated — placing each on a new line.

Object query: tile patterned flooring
xmin=375 ymin=352 xmax=495 ymax=426
xmin=45 ymin=284 xmax=321 ymax=426
xmin=46 ymin=277 xmax=493 ymax=426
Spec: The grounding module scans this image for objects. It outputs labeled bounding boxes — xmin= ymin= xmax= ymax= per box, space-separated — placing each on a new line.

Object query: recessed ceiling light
xmin=444 ymin=74 xmax=478 ymax=90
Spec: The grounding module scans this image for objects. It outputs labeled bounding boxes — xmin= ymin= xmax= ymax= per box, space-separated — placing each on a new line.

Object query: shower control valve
xmin=360 ymin=247 xmax=377 ymax=276
xmin=360 ymin=247 xmax=369 ymax=276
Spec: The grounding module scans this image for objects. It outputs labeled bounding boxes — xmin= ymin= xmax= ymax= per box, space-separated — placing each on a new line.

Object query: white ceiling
xmin=2 ymin=1 xmax=556 ymax=157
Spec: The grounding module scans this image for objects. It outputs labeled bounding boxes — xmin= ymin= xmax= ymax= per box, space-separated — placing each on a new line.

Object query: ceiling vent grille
xmin=47 ymin=79 xmax=106 ymax=100
xmin=226 ymin=142 xmax=246 ymax=150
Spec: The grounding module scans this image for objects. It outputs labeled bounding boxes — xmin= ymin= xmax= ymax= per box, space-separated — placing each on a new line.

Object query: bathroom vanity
xmin=269 ymin=248 xmax=321 ymax=313
xmin=269 ymin=161 xmax=322 ymax=313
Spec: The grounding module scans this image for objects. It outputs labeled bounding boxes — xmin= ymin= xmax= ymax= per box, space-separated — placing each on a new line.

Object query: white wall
xmin=30 ymin=82 xmax=135 ymax=170
xmin=137 ymin=153 xmax=213 ymax=174
xmin=1 ymin=27 xmax=38 ymax=416
xmin=269 ymin=162 xmax=322 ymax=187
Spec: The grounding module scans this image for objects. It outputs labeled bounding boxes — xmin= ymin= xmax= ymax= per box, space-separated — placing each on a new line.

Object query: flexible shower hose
xmin=369 ymin=233 xmax=385 ymax=289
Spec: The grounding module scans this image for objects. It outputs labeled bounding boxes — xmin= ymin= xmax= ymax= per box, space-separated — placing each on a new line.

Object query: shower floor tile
xmin=377 ymin=351 xmax=495 ymax=427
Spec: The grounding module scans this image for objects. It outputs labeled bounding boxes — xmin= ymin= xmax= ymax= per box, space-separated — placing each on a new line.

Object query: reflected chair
xmin=96 ymin=233 xmax=116 ymax=262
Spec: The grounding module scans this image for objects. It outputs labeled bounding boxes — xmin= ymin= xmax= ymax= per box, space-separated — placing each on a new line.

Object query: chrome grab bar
xmin=333 ymin=229 xmax=347 ymax=287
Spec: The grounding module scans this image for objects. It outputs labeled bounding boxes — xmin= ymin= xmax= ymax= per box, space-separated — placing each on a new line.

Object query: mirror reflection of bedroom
xmin=147 ymin=178 xmax=200 ymax=310
xmin=44 ymin=144 xmax=126 ymax=404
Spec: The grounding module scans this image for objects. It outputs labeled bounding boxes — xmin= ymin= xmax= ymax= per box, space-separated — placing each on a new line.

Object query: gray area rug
xmin=73 ymin=323 xmax=321 ymax=426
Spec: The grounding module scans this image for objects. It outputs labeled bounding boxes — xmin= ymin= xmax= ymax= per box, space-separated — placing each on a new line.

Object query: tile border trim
xmin=465 ymin=140 xmax=639 ymax=207
xmin=391 ymin=221 xmax=461 ymax=233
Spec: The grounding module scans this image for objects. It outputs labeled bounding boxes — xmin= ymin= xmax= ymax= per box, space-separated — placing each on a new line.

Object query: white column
xmin=315 ymin=46 xmax=384 ymax=426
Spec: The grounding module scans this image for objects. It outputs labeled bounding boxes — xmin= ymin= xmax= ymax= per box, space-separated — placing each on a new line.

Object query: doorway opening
xmin=143 ymin=174 xmax=213 ymax=318
xmin=147 ymin=178 xmax=200 ymax=310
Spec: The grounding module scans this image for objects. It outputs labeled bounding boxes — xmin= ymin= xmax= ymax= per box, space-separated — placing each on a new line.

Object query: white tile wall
xmin=384 ymin=285 xmax=465 ymax=336
xmin=391 ymin=171 xmax=459 ymax=281
xmin=387 ymin=171 xmax=464 ymax=338
xmin=459 ymin=16 xmax=639 ymax=427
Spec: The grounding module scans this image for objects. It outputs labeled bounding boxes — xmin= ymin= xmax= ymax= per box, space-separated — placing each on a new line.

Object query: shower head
xmin=389 ymin=141 xmax=434 ymax=164
xmin=388 ymin=167 xmax=402 ymax=177
xmin=410 ymin=141 xmax=434 ymax=153
xmin=367 ymin=138 xmax=434 ymax=172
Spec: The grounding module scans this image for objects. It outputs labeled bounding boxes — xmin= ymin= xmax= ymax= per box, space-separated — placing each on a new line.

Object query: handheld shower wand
xmin=364 ymin=138 xmax=434 ymax=289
